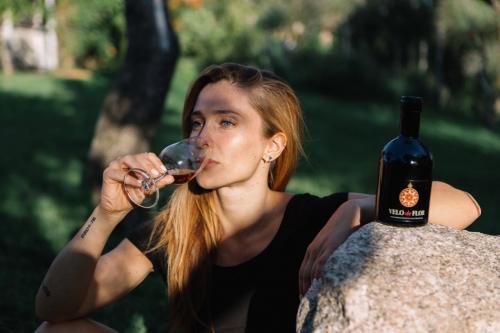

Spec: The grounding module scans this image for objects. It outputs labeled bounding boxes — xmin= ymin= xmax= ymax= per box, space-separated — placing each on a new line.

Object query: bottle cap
xmin=400 ymin=96 xmax=423 ymax=112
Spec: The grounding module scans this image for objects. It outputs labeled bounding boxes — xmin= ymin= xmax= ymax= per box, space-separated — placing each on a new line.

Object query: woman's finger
xmin=145 ymin=152 xmax=167 ymax=175
xmin=299 ymin=250 xmax=311 ymax=295
xmin=299 ymin=250 xmax=314 ymax=296
xmin=135 ymin=152 xmax=166 ymax=179
xmin=117 ymin=155 xmax=137 ymax=169
xmin=299 ymin=261 xmax=306 ymax=296
xmin=301 ymin=238 xmax=329 ymax=295
xmin=134 ymin=154 xmax=158 ymax=176
xmin=104 ymin=168 xmax=142 ymax=187
xmin=118 ymin=155 xmax=149 ymax=172
xmin=311 ymin=254 xmax=327 ymax=282
xmin=156 ymin=174 xmax=175 ymax=189
xmin=111 ymin=153 xmax=167 ymax=180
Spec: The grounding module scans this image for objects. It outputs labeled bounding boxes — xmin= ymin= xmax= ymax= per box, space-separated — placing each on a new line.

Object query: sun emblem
xmin=399 ymin=182 xmax=419 ymax=208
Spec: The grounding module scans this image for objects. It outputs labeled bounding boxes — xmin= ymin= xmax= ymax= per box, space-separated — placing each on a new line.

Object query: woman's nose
xmin=192 ymin=124 xmax=212 ymax=147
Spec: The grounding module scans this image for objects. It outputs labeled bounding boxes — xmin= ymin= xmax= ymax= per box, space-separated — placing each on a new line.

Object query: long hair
xmin=147 ymin=63 xmax=304 ymax=332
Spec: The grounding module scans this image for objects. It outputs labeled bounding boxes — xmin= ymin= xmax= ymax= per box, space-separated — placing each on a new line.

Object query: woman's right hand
xmin=100 ymin=152 xmax=175 ymax=216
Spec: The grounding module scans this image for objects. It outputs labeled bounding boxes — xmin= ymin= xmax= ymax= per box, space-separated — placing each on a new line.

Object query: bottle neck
xmin=400 ymin=110 xmax=420 ymax=138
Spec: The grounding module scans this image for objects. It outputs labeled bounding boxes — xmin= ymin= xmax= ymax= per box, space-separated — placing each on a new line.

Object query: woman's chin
xmin=194 ymin=177 xmax=217 ymax=191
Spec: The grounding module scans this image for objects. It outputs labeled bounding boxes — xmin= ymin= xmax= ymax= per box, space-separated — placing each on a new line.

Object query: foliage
xmin=170 ymin=0 xmax=358 ymax=69
xmin=55 ymin=0 xmax=125 ymax=68
xmin=173 ymin=0 xmax=259 ymax=65
xmin=0 ymin=0 xmax=43 ymax=24
xmin=438 ymin=0 xmax=498 ymax=37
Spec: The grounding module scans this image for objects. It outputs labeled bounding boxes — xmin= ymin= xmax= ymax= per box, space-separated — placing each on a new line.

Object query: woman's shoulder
xmin=290 ymin=191 xmax=350 ymax=207
xmin=282 ymin=191 xmax=349 ymax=222
xmin=274 ymin=191 xmax=350 ymax=239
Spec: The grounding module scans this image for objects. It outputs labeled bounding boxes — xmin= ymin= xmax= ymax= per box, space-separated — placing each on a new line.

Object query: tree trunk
xmin=88 ymin=0 xmax=179 ymax=206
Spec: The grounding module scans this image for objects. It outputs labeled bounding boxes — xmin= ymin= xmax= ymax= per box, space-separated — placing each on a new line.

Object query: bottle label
xmin=399 ymin=181 xmax=419 ymax=207
xmin=377 ymin=178 xmax=431 ymax=224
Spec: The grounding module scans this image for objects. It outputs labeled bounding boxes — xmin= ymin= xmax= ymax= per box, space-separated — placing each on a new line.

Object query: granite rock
xmin=297 ymin=222 xmax=500 ymax=333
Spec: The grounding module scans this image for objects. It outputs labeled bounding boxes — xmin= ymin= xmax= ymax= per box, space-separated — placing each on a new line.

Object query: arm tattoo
xmin=42 ymin=284 xmax=51 ymax=297
xmin=80 ymin=216 xmax=96 ymax=239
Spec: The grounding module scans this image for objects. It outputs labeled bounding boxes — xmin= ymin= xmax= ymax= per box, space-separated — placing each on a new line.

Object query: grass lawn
xmin=1 ymin=61 xmax=499 ymax=332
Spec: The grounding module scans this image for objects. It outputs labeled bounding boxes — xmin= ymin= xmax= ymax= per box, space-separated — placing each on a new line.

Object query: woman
xmin=35 ymin=63 xmax=481 ymax=332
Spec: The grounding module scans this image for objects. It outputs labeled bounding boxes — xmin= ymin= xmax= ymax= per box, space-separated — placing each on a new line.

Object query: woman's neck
xmin=215 ymin=179 xmax=274 ymax=238
xmin=214 ymin=181 xmax=292 ymax=266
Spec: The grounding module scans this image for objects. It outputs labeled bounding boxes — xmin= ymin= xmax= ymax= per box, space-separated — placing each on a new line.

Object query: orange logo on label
xmin=399 ymin=182 xmax=419 ymax=208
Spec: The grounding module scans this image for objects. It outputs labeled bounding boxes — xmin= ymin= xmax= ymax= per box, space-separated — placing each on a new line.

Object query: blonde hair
xmin=148 ymin=63 xmax=304 ymax=332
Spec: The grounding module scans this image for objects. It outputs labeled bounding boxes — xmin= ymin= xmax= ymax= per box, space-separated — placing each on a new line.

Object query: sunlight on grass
xmin=156 ymin=58 xmax=198 ymax=146
xmin=164 ymin=58 xmax=199 ymax=116
xmin=34 ymin=195 xmax=75 ymax=251
xmin=162 ymin=111 xmax=183 ymax=130
xmin=33 ymin=153 xmax=84 ymax=188
xmin=345 ymin=101 xmax=500 ymax=155
xmin=1 ymin=72 xmax=61 ymax=97
xmin=287 ymin=175 xmax=338 ymax=196
xmin=288 ymin=170 xmax=375 ymax=197
xmin=422 ymin=118 xmax=500 ymax=154
xmin=125 ymin=313 xmax=148 ymax=333
xmin=59 ymin=159 xmax=84 ymax=187
xmin=1 ymin=175 xmax=29 ymax=219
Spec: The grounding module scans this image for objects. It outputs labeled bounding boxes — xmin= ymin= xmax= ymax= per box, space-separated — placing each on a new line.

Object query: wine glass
xmin=123 ymin=137 xmax=210 ymax=208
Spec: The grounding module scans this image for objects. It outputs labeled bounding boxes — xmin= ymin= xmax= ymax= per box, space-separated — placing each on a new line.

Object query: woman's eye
xmin=191 ymin=120 xmax=203 ymax=128
xmin=221 ymin=119 xmax=235 ymax=128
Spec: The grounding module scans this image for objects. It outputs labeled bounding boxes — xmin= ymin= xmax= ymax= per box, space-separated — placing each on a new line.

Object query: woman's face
xmin=189 ymin=80 xmax=271 ymax=190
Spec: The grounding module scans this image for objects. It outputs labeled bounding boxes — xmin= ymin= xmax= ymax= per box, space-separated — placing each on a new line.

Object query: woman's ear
xmin=264 ymin=132 xmax=287 ymax=162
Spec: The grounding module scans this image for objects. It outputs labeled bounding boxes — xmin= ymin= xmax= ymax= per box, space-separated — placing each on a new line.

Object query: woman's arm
xmin=299 ymin=181 xmax=481 ymax=295
xmin=299 ymin=199 xmax=363 ymax=296
xmin=35 ymin=152 xmax=172 ymax=322
xmin=347 ymin=180 xmax=482 ymax=229
xmin=35 ymin=206 xmax=127 ymax=321
xmin=427 ymin=181 xmax=481 ymax=229
xmin=35 ymin=208 xmax=155 ymax=322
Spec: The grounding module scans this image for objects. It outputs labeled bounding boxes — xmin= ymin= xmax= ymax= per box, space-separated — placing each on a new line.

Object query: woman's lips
xmin=204 ymin=159 xmax=219 ymax=168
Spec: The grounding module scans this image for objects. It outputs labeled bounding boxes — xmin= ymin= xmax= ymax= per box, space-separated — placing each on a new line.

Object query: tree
xmin=88 ymin=0 xmax=179 ymax=206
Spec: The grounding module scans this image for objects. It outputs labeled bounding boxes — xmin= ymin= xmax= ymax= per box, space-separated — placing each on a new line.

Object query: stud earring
xmin=268 ymin=156 xmax=273 ymax=162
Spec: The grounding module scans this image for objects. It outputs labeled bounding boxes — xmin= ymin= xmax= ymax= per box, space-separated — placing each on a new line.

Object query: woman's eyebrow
xmin=191 ymin=109 xmax=242 ymax=117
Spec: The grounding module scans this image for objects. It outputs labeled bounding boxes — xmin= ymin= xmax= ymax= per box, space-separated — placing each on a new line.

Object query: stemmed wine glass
xmin=123 ymin=137 xmax=210 ymax=208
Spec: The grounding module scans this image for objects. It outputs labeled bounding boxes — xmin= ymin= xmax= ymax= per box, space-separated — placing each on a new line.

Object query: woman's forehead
xmin=193 ymin=81 xmax=252 ymax=114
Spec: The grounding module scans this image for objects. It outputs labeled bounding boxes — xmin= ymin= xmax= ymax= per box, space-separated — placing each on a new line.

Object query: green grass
xmin=1 ymin=61 xmax=499 ymax=332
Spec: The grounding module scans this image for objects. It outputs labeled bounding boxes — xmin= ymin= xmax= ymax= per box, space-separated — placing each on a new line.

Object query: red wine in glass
xmin=123 ymin=137 xmax=210 ymax=208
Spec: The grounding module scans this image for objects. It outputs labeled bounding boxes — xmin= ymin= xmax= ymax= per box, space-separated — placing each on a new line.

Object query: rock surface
xmin=297 ymin=222 xmax=500 ymax=333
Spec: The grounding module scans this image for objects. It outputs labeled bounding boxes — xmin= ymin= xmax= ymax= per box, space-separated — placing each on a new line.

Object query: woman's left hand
xmin=298 ymin=200 xmax=366 ymax=297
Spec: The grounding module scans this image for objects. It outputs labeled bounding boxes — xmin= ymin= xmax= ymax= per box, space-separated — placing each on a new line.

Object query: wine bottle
xmin=375 ymin=96 xmax=433 ymax=225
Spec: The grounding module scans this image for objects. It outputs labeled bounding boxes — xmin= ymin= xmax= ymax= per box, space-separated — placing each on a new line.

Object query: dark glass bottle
xmin=375 ymin=96 xmax=433 ymax=225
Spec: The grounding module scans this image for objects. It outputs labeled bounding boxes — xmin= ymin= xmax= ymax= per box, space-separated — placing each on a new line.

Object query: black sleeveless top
xmin=127 ymin=192 xmax=348 ymax=332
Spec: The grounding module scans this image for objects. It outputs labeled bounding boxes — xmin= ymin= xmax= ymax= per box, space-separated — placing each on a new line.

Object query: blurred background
xmin=1 ymin=0 xmax=499 ymax=332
